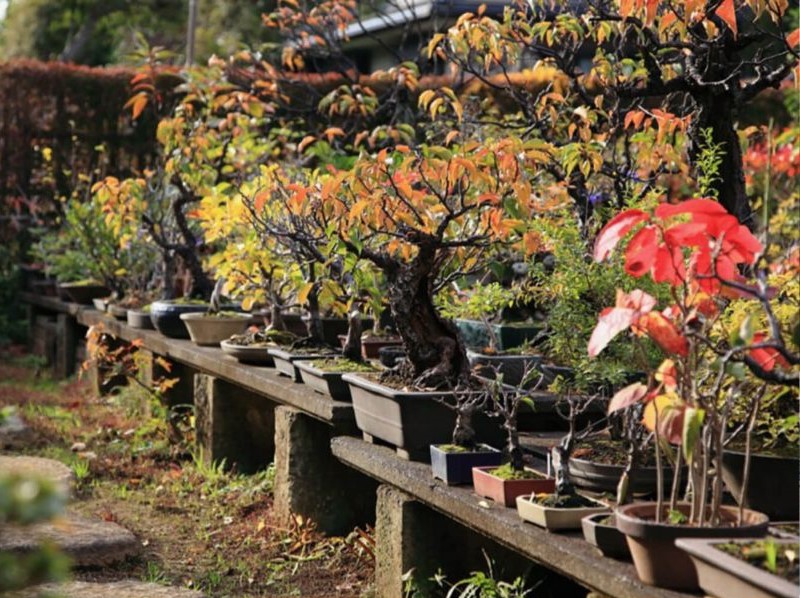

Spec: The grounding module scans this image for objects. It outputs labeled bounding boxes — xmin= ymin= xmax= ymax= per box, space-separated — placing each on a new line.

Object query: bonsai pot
xmin=676 ymin=537 xmax=799 ymax=598
xmin=568 ymin=455 xmax=682 ymax=496
xmin=378 ymin=346 xmax=405 ymax=368
xmin=107 ymin=304 xmax=128 ymax=320
xmin=57 ymin=281 xmax=110 ymax=304
xmin=582 ymin=513 xmax=630 ymax=559
xmin=149 ymin=300 xmax=211 ymax=339
xmin=343 ymin=373 xmax=502 ymax=461
xmin=615 ymin=502 xmax=770 ymax=590
xmin=430 ymin=444 xmax=502 ymax=486
xmin=267 ymin=347 xmax=335 ymax=382
xmin=127 ymin=308 xmax=155 ymax=330
xmin=721 ymin=450 xmax=799 ymax=521
xmin=179 ymin=312 xmax=250 ymax=346
xmin=220 ymin=340 xmax=274 ymax=366
xmin=516 ymin=494 xmax=609 ymax=531
xmin=473 ymin=466 xmax=555 ymax=507
xmin=466 ymin=350 xmax=543 ymax=387
xmin=295 ymin=359 xmax=361 ymax=402
xmin=277 ymin=314 xmax=374 ymax=347
xmin=455 ymin=319 xmax=543 ymax=351
xmin=338 ymin=334 xmax=403 ymax=360
xmin=92 ymin=297 xmax=108 ymax=312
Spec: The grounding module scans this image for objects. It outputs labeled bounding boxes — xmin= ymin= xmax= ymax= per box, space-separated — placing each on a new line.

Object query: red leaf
xmin=716 ymin=0 xmax=737 ymax=37
xmin=638 ymin=312 xmax=688 ymax=356
xmin=624 ymin=225 xmax=658 ymax=277
xmin=588 ymin=307 xmax=636 ymax=357
xmin=608 ymin=382 xmax=650 ymax=414
xmin=749 ymin=332 xmax=790 ymax=372
xmin=593 ymin=209 xmax=649 ymax=262
xmin=652 ymin=245 xmax=685 ymax=285
xmin=655 ymin=198 xmax=727 ymax=220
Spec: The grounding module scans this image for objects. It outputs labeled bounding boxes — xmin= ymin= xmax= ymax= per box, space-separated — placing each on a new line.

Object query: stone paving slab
xmin=0 ymin=414 xmax=34 ymax=449
xmin=10 ymin=581 xmax=205 ymax=597
xmin=0 ymin=455 xmax=74 ymax=497
xmin=0 ymin=513 xmax=140 ymax=566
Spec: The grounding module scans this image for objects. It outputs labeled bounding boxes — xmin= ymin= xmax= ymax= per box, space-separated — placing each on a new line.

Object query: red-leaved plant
xmin=589 ymin=198 xmax=797 ymax=526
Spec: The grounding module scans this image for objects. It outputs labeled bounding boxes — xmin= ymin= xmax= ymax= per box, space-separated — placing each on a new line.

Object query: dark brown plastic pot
xmin=581 ymin=513 xmax=630 ymax=559
xmin=721 ymin=450 xmax=799 ymax=521
xmin=343 ymin=373 xmax=502 ymax=461
xmin=472 ymin=466 xmax=555 ymax=507
xmin=295 ymin=360 xmax=354 ymax=402
xmin=615 ymin=502 xmax=769 ymax=591
xmin=676 ymin=537 xmax=798 ymax=598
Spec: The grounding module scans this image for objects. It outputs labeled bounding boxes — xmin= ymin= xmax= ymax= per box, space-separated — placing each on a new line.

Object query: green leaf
xmin=682 ymin=407 xmax=705 ymax=463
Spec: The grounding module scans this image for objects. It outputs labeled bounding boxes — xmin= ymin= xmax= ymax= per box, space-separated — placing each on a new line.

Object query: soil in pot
xmin=472 ymin=464 xmax=556 ymax=507
xmin=677 ymin=537 xmax=799 ymax=598
xmin=615 ymin=502 xmax=770 ymax=590
xmin=430 ymin=444 xmax=502 ymax=486
xmin=268 ymin=347 xmax=339 ymax=382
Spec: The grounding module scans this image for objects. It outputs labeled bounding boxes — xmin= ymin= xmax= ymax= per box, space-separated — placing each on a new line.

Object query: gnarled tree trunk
xmin=387 ymin=249 xmax=469 ymax=388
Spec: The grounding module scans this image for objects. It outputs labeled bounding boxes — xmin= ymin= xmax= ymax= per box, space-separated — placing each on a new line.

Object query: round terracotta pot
xmin=615 ymin=502 xmax=769 ymax=591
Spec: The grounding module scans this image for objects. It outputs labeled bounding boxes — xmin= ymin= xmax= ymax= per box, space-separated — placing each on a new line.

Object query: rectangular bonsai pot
xmin=472 ymin=466 xmax=555 ymax=507
xmin=430 ymin=444 xmax=502 ymax=485
xmin=455 ymin=319 xmax=544 ymax=351
xmin=267 ymin=348 xmax=331 ymax=382
xmin=295 ymin=360 xmax=353 ymax=402
xmin=342 ymin=373 xmax=502 ymax=462
xmin=676 ymin=538 xmax=798 ymax=598
xmin=516 ymin=494 xmax=609 ymax=531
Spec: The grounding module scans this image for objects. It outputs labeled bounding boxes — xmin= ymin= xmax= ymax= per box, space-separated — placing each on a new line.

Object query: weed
xmin=143 ymin=561 xmax=169 ymax=584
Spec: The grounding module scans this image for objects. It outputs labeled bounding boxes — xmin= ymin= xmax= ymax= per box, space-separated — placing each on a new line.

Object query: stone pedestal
xmin=273 ymin=406 xmax=377 ymax=536
xmin=193 ymin=374 xmax=276 ymax=474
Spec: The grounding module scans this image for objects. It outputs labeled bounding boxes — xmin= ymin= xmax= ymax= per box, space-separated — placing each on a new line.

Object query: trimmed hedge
xmin=0 ymin=60 xmax=177 ymax=238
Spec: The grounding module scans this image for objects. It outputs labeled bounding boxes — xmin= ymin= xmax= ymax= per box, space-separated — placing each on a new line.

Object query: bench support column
xmin=273 ymin=406 xmax=376 ymax=536
xmin=193 ymin=374 xmax=275 ymax=474
xmin=54 ymin=313 xmax=77 ymax=379
xmin=373 ymin=484 xmax=582 ymax=598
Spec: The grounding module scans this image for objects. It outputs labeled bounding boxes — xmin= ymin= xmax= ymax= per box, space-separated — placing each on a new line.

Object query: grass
xmin=0 ymin=353 xmax=374 ymax=597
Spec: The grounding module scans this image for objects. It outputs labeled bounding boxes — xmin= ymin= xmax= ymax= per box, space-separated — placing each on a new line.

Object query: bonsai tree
xmin=319 ymin=140 xmax=546 ymax=389
xmin=34 ymin=180 xmax=158 ymax=299
xmin=430 ymin=0 xmax=799 ymax=226
xmin=590 ymin=198 xmax=798 ymax=525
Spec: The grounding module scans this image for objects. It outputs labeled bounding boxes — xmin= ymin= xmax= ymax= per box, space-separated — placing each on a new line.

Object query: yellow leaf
xmin=297 ymin=282 xmax=315 ymax=306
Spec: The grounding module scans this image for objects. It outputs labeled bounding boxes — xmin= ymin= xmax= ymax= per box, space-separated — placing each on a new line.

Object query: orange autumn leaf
xmin=715 ymin=0 xmax=737 ymax=37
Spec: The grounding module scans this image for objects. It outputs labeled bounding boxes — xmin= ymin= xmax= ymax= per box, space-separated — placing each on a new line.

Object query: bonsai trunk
xmin=387 ymin=252 xmax=469 ymax=388
xmin=691 ymin=92 xmax=753 ymax=228
xmin=177 ymin=247 xmax=214 ymax=300
xmin=268 ymin=301 xmax=286 ymax=332
xmin=304 ymin=277 xmax=324 ymax=345
xmin=342 ymin=307 xmax=363 ymax=361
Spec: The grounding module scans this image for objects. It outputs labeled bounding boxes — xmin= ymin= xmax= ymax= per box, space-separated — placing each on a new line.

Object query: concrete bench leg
xmin=193 ymin=374 xmax=275 ymax=474
xmin=373 ymin=485 xmax=583 ymax=598
xmin=54 ymin=314 xmax=77 ymax=379
xmin=273 ymin=406 xmax=377 ymax=536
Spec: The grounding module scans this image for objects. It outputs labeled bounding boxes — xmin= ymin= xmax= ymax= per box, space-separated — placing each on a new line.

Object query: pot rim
xmin=616 ymin=501 xmax=769 ymax=540
xmin=179 ymin=312 xmax=250 ymax=321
